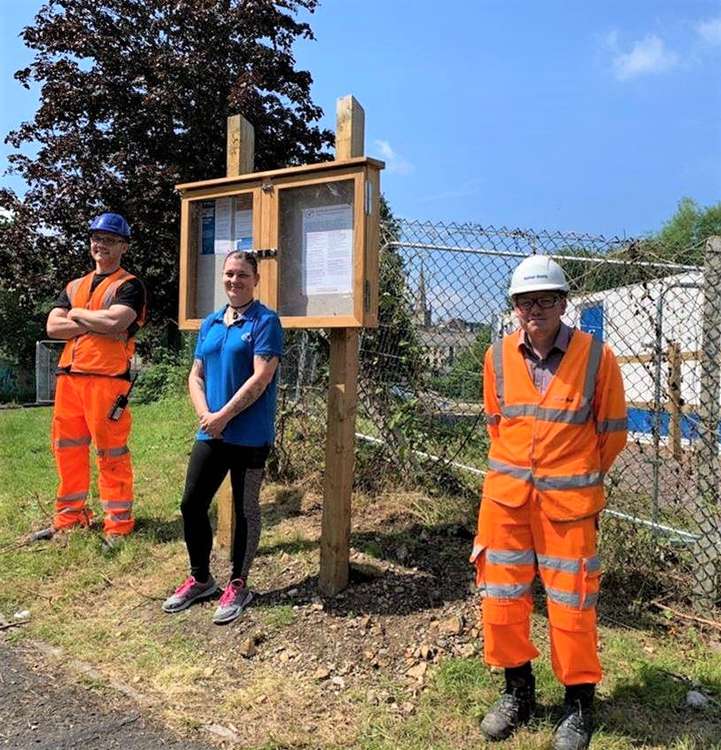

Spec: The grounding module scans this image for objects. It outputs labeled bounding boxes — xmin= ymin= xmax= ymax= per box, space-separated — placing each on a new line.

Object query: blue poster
xmin=200 ymin=201 xmax=215 ymax=255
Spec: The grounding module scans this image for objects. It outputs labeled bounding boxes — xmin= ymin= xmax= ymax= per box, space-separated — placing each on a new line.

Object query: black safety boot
xmin=29 ymin=526 xmax=56 ymax=542
xmin=552 ymin=683 xmax=595 ymax=750
xmin=480 ymin=662 xmax=536 ymax=741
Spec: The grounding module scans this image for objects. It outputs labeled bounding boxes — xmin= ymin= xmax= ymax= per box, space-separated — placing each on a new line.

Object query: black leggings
xmin=180 ymin=440 xmax=269 ymax=582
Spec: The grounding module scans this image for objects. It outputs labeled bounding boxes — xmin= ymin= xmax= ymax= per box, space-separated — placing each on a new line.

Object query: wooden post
xmin=335 ymin=95 xmax=364 ymax=163
xmin=319 ymin=96 xmax=364 ymax=595
xmin=226 ymin=114 xmax=255 ymax=176
xmin=217 ymin=113 xmax=255 ymax=554
xmin=667 ymin=342 xmax=682 ymax=461
xmin=693 ymin=236 xmax=721 ymax=607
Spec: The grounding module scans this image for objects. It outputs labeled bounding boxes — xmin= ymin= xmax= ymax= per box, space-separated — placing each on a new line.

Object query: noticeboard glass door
xmin=187 ymin=192 xmax=256 ymax=318
xmin=275 ymin=179 xmax=357 ymax=320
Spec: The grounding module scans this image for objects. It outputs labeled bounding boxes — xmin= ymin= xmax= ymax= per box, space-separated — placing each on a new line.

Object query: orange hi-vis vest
xmin=58 ymin=268 xmax=145 ymax=377
xmin=483 ymin=329 xmax=627 ymax=521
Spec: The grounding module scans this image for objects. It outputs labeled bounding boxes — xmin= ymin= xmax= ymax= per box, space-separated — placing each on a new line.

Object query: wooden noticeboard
xmin=177 ymin=158 xmax=383 ymax=330
xmin=176 ymin=95 xmax=379 ymax=596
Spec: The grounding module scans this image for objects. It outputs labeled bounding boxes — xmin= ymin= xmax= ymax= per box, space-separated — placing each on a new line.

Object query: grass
xmin=359 ymin=624 xmax=721 ymax=750
xmin=1 ymin=397 xmax=721 ymax=749
xmin=256 ymin=603 xmax=296 ymax=629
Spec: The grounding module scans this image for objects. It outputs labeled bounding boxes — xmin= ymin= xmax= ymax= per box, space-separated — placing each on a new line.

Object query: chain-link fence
xmin=273 ymin=219 xmax=721 ymax=613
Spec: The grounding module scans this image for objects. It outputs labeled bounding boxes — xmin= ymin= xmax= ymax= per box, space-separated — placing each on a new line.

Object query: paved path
xmin=0 ymin=641 xmax=215 ymax=750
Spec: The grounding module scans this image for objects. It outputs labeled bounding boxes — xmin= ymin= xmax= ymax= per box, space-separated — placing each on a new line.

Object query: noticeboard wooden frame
xmin=176 ymin=156 xmax=383 ymax=330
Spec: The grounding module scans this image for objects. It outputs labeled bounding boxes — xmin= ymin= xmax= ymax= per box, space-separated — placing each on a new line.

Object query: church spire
xmin=414 ymin=262 xmax=431 ymax=328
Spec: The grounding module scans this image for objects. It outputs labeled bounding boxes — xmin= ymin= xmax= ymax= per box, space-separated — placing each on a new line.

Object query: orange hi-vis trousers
xmin=51 ymin=375 xmax=135 ymax=536
xmin=471 ymin=495 xmax=602 ymax=686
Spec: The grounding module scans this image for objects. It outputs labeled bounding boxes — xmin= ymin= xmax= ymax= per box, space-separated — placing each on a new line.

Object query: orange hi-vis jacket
xmin=482 ymin=329 xmax=627 ymax=521
xmin=58 ymin=268 xmax=145 ymax=377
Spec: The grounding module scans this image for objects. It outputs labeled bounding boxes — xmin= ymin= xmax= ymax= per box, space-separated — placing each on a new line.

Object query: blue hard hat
xmin=89 ymin=212 xmax=131 ymax=239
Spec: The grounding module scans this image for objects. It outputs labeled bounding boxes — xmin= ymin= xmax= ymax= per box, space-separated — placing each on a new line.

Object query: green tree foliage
xmin=360 ymin=195 xmax=425 ymax=386
xmin=429 ymin=325 xmax=492 ymax=401
xmin=560 ymin=197 xmax=721 ymax=294
xmin=654 ymin=197 xmax=721 ymax=263
xmin=0 ymin=0 xmax=333 ymax=367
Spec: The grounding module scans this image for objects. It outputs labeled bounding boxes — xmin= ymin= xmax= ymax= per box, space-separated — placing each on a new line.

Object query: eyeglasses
xmin=515 ymin=295 xmax=561 ymax=311
xmin=90 ymin=233 xmax=123 ymax=247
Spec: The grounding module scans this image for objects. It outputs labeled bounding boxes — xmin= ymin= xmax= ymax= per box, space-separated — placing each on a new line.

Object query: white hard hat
xmin=508 ymin=255 xmax=569 ymax=297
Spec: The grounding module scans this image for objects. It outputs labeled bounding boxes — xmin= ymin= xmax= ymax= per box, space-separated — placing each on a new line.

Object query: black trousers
xmin=180 ymin=439 xmax=269 ymax=582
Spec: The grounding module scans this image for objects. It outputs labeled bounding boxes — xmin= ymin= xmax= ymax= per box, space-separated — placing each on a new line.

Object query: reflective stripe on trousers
xmin=97 ymin=445 xmax=129 ymax=458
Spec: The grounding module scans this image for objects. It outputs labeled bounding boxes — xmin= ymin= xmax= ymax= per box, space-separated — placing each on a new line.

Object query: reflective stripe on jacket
xmin=58 ymin=268 xmax=145 ymax=377
xmin=482 ymin=328 xmax=627 ymax=520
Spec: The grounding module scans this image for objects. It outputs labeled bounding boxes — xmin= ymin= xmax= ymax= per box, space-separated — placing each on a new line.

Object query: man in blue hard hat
xmin=43 ymin=212 xmax=147 ymax=549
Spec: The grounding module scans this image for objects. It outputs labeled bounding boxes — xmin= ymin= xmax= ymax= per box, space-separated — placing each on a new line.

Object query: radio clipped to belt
xmin=108 ymin=372 xmax=139 ymax=421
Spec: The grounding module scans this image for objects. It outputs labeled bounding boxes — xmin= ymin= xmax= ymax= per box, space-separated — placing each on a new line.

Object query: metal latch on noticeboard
xmin=251 ymin=247 xmax=278 ymax=259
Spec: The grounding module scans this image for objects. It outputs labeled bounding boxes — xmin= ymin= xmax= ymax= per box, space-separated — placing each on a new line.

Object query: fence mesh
xmin=273 ymin=219 xmax=721 ymax=613
xmin=35 ymin=340 xmax=64 ymax=404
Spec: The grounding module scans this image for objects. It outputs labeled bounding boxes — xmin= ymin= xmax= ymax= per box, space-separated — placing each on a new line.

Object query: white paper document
xmin=234 ymin=207 xmax=253 ymax=251
xmin=302 ymin=204 xmax=353 ymax=296
xmin=213 ymin=197 xmax=232 ymax=255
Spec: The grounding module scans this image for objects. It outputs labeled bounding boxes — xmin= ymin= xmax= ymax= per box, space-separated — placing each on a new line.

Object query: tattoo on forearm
xmin=226 ymin=381 xmax=266 ymax=417
xmin=258 ymin=353 xmax=276 ymax=362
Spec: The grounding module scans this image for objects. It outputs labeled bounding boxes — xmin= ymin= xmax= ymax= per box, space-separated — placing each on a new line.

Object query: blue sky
xmin=2 ymin=1 xmax=720 ymax=238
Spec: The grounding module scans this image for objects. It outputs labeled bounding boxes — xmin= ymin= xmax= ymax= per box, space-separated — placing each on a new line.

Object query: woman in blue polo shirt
xmin=163 ymin=251 xmax=283 ymax=624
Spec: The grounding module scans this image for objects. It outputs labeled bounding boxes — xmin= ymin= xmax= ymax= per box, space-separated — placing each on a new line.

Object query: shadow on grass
xmin=256 ymin=537 xmax=318 ymax=557
xmin=261 ymin=486 xmax=305 ymax=528
xmin=134 ymin=516 xmax=185 ymax=544
xmin=431 ymin=656 xmax=721 ymax=748
xmin=596 ymin=663 xmax=721 ymax=747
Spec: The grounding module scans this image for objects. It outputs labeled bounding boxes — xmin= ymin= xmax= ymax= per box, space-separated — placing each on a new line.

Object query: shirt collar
xmin=518 ymin=321 xmax=572 ymax=355
xmin=211 ymin=299 xmax=260 ymax=325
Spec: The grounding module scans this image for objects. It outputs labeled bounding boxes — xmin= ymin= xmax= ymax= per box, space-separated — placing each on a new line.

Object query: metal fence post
xmin=693 ymin=235 xmax=721 ymax=607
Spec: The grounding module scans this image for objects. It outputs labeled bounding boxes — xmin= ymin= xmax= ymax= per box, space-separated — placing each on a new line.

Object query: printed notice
xmin=302 ymin=204 xmax=353 ymax=296
xmin=233 ymin=206 xmax=253 ymax=251
xmin=199 ymin=198 xmax=252 ymax=256
xmin=213 ymin=197 xmax=232 ymax=254
xmin=200 ymin=201 xmax=215 ymax=255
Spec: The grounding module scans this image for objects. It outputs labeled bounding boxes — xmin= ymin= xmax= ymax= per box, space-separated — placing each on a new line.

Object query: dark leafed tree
xmin=0 ymin=0 xmax=333 ymax=364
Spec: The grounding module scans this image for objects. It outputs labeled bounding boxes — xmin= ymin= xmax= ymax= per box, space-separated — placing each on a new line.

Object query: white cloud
xmin=696 ymin=16 xmax=721 ymax=44
xmin=610 ymin=34 xmax=679 ymax=81
xmin=417 ymin=178 xmax=484 ymax=204
xmin=373 ymin=139 xmax=414 ymax=175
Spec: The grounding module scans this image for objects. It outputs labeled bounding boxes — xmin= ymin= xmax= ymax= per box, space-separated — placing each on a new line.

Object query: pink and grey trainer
xmin=162 ymin=575 xmax=219 ymax=613
xmin=212 ymin=578 xmax=254 ymax=624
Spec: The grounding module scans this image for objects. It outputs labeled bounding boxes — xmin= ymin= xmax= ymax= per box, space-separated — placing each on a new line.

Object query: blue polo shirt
xmin=194 ymin=301 xmax=283 ymax=446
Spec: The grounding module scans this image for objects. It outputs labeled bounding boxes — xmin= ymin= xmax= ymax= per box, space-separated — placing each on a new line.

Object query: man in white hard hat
xmin=472 ymin=255 xmax=627 ymax=750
